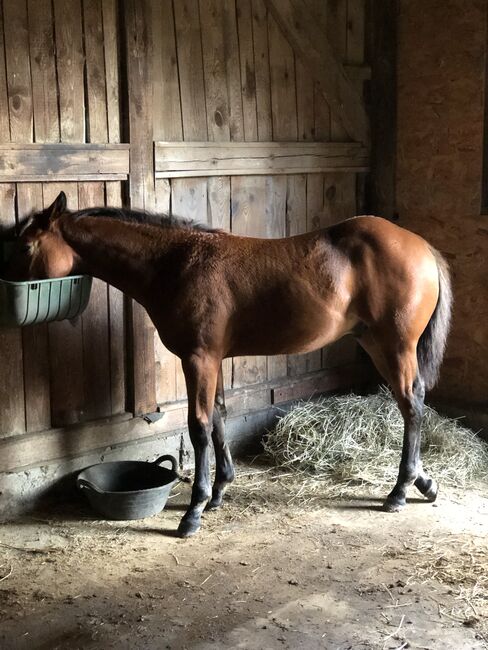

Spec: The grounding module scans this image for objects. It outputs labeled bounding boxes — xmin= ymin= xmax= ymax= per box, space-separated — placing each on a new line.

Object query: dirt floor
xmin=0 ymin=462 xmax=487 ymax=650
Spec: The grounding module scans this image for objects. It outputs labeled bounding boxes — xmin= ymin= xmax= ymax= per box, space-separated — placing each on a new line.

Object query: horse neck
xmin=58 ymin=215 xmax=182 ymax=303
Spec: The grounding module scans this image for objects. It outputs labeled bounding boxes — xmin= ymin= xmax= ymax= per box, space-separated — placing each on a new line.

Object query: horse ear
xmin=36 ymin=191 xmax=67 ymax=230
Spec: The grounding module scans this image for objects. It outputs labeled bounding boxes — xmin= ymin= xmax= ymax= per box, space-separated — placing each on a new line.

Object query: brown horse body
xmin=5 ymin=193 xmax=452 ymax=537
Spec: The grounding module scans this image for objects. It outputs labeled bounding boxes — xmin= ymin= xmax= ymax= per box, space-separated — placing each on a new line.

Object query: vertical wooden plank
xmin=102 ymin=0 xmax=121 ymax=143
xmin=154 ymin=178 xmax=177 ymax=405
xmin=16 ymin=183 xmax=51 ymax=432
xmin=105 ymin=181 xmax=126 ymax=415
xmin=3 ymin=0 xmax=33 ymax=143
xmin=27 ymin=0 xmax=60 ymax=142
xmin=305 ymin=173 xmax=324 ymax=371
xmin=296 ymin=61 xmax=314 ymax=141
xmin=208 ymin=175 xmax=232 ymax=389
xmin=265 ymin=176 xmax=287 ymax=380
xmin=171 ymin=177 xmax=208 ymax=399
xmin=151 ymin=0 xmax=182 ymax=141
xmin=0 ymin=184 xmax=25 ymax=437
xmin=326 ymin=0 xmax=349 ymax=141
xmin=223 ymin=1 xmax=245 ymax=141
xmin=237 ymin=0 xmax=258 ymax=141
xmin=268 ymin=12 xmax=297 ymax=141
xmin=346 ymin=0 xmax=365 ymax=66
xmin=53 ymin=0 xmax=85 ymax=142
xmin=200 ymin=0 xmax=232 ymax=142
xmin=43 ymin=182 xmax=85 ymax=426
xmin=286 ymin=174 xmax=309 ymax=376
xmin=173 ymin=0 xmax=207 ymax=140
xmin=83 ymin=0 xmax=108 ymax=143
xmin=321 ymin=172 xmax=358 ymax=368
xmin=0 ymin=7 xmax=11 ymax=140
xmin=78 ymin=182 xmax=111 ymax=420
xmin=369 ymin=0 xmax=397 ymax=219
xmin=231 ymin=176 xmax=268 ymax=388
xmin=125 ymin=0 xmax=157 ymax=414
xmin=252 ymin=0 xmax=272 ymax=141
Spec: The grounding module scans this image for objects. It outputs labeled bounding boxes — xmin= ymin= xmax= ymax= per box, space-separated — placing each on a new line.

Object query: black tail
xmin=417 ymin=248 xmax=453 ymax=391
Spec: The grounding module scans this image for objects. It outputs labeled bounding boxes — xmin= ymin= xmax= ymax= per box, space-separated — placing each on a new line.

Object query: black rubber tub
xmin=77 ymin=455 xmax=180 ymax=520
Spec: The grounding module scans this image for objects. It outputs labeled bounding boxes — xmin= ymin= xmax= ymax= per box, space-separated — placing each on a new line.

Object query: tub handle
xmin=77 ymin=477 xmax=103 ymax=494
xmin=153 ymin=454 xmax=190 ymax=483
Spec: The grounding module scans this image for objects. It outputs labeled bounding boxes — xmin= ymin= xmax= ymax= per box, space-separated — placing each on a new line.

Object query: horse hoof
xmin=177 ymin=518 xmax=201 ymax=538
xmin=205 ymin=497 xmax=222 ymax=511
xmin=423 ymin=480 xmax=438 ymax=502
xmin=383 ymin=498 xmax=405 ymax=513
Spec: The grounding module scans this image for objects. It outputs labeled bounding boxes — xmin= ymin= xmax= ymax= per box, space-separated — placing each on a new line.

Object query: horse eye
xmin=20 ymin=244 xmax=31 ymax=254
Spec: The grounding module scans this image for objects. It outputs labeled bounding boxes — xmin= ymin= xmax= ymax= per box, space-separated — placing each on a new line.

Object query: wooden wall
xmin=0 ymin=0 xmax=372 ymax=473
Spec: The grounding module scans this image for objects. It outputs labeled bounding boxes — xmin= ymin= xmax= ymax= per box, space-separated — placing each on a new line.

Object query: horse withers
xmin=5 ymin=192 xmax=452 ymax=537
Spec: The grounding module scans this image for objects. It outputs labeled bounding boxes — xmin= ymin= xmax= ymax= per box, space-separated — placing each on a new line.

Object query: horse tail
xmin=417 ymin=248 xmax=453 ymax=391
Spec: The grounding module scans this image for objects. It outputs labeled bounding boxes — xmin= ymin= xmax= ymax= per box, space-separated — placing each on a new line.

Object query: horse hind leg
xmin=358 ymin=332 xmax=438 ymax=511
xmin=206 ymin=367 xmax=235 ymax=510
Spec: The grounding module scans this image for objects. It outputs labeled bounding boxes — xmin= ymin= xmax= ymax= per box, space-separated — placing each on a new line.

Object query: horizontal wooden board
xmin=155 ymin=141 xmax=369 ymax=177
xmin=0 ymin=144 xmax=130 ymax=181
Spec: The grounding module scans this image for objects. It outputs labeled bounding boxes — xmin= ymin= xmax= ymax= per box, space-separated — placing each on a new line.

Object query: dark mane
xmin=72 ymin=207 xmax=221 ymax=233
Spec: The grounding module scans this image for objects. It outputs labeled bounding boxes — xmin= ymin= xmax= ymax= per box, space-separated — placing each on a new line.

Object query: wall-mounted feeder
xmin=0 ymin=242 xmax=92 ymax=327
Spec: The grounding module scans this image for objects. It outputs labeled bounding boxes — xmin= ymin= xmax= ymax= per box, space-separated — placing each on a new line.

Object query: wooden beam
xmin=0 ymin=144 xmax=130 ymax=181
xmin=263 ymin=0 xmax=369 ymax=144
xmin=155 ymin=142 xmax=369 ymax=178
xmin=368 ymin=0 xmax=398 ymax=218
xmin=123 ymin=0 xmax=157 ymax=415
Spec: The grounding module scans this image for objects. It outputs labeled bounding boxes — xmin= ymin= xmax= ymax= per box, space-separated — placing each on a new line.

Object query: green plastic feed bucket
xmin=0 ymin=242 xmax=92 ymax=327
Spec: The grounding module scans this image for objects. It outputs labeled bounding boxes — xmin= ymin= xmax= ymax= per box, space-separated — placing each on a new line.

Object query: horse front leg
xmin=206 ymin=366 xmax=235 ymax=510
xmin=178 ymin=353 xmax=220 ymax=538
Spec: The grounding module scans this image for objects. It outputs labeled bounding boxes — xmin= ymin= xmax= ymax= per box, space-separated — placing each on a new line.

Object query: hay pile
xmin=264 ymin=387 xmax=488 ymax=495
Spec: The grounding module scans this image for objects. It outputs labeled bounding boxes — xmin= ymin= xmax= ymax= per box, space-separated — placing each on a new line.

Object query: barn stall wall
xmin=0 ymin=0 xmax=374 ymax=513
xmin=396 ymin=0 xmax=488 ymax=412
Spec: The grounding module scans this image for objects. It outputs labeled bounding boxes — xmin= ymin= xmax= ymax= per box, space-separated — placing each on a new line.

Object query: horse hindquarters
xmin=357 ymin=250 xmax=452 ymax=510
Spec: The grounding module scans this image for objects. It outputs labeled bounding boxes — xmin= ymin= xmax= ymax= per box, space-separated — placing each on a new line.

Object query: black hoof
xmin=177 ymin=517 xmax=201 ymax=538
xmin=383 ymin=496 xmax=406 ymax=513
xmin=205 ymin=495 xmax=223 ymax=511
xmin=423 ymin=479 xmax=438 ymax=502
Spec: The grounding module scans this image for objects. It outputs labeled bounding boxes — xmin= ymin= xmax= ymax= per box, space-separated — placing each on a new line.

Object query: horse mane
xmin=72 ymin=207 xmax=221 ymax=233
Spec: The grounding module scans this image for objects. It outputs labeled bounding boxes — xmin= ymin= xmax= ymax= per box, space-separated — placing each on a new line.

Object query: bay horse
xmin=5 ymin=192 xmax=452 ymax=537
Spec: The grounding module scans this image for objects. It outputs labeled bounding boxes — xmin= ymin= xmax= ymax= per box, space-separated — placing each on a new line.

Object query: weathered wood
xmin=155 ymin=141 xmax=369 ymax=177
xmin=325 ymin=0 xmax=348 ymax=140
xmin=16 ymin=183 xmax=51 ymax=433
xmin=83 ymin=0 xmax=108 ymax=142
xmin=346 ymin=0 xmax=366 ymax=66
xmin=231 ymin=175 xmax=268 ymax=388
xmin=285 ymin=174 xmax=308 ymax=376
xmin=236 ymin=0 xmax=258 ymax=141
xmin=0 ymin=7 xmax=10 ymax=141
xmin=53 ymin=0 xmax=85 ymax=142
xmin=268 ymin=12 xmax=297 ymax=141
xmin=0 ymin=144 xmax=130 ymax=181
xmin=265 ymin=176 xmax=288 ymax=380
xmin=102 ymin=0 xmax=121 ymax=143
xmin=200 ymin=0 xmax=232 ymax=142
xmin=272 ymin=362 xmax=373 ymax=404
xmin=3 ymin=0 xmax=33 ymax=143
xmin=173 ymin=0 xmax=208 ymax=140
xmin=0 ymin=184 xmax=25 ymax=437
xmin=27 ymin=0 xmax=60 ymax=143
xmin=252 ymin=0 xmax=273 ymax=141
xmin=43 ymin=182 xmax=85 ymax=427
xmin=124 ymin=0 xmax=157 ymax=414
xmin=369 ymin=0 xmax=398 ymax=218
xmin=79 ymin=182 xmax=111 ymax=421
xmin=104 ymin=181 xmax=126 ymax=415
xmin=296 ymin=61 xmax=315 ymax=141
xmin=151 ymin=0 xmax=182 ymax=141
xmin=264 ymin=0 xmax=369 ymax=143
xmin=223 ymin=2 xmax=245 ymax=141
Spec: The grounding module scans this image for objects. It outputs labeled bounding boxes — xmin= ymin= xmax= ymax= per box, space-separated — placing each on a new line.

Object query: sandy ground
xmin=0 ymin=462 xmax=487 ymax=650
